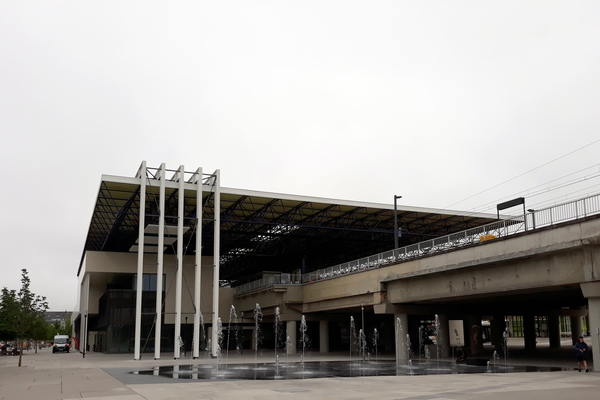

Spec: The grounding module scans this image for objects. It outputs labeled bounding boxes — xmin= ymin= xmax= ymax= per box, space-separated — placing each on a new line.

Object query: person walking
xmin=575 ymin=336 xmax=589 ymax=372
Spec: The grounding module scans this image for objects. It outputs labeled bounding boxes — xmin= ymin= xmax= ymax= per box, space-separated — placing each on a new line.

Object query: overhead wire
xmin=469 ymin=164 xmax=600 ymax=213
xmin=442 ymin=138 xmax=600 ymax=210
xmin=470 ymin=170 xmax=600 ymax=213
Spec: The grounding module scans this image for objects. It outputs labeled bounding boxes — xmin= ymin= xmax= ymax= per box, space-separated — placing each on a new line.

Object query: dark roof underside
xmin=82 ymin=180 xmax=497 ymax=284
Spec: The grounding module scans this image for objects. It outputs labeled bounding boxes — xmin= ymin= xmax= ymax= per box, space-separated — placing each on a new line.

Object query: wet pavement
xmin=0 ymin=337 xmax=597 ymax=400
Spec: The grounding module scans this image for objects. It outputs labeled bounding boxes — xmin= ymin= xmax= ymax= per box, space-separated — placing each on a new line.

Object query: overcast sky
xmin=1 ymin=1 xmax=599 ymax=311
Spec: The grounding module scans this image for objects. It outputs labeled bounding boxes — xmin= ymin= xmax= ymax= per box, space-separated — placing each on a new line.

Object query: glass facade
xmin=93 ymin=286 xmax=167 ymax=353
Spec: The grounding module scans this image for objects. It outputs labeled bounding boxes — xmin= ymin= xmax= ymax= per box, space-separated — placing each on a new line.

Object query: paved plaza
xmin=1 ymin=340 xmax=598 ymax=400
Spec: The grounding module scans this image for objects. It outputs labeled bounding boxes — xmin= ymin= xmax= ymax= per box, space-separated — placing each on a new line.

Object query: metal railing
xmin=235 ymin=193 xmax=600 ymax=295
xmin=234 ymin=273 xmax=302 ymax=295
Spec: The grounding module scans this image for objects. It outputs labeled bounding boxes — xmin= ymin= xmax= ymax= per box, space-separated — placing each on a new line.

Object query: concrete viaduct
xmin=235 ymin=214 xmax=600 ymax=364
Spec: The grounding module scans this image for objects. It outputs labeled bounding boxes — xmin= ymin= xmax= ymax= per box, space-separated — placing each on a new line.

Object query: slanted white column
xmin=154 ymin=163 xmax=166 ymax=360
xmin=193 ymin=167 xmax=203 ymax=359
xmin=211 ymin=170 xmax=221 ymax=358
xmin=286 ymin=321 xmax=297 ymax=355
xmin=174 ymin=165 xmax=185 ymax=359
xmin=319 ymin=320 xmax=329 ymax=353
xmin=134 ymin=161 xmax=147 ymax=360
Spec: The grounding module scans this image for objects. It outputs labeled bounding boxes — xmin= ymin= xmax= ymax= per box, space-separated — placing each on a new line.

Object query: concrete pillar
xmin=586 ymin=298 xmax=600 ymax=367
xmin=570 ymin=316 xmax=583 ymax=345
xmin=468 ymin=315 xmax=483 ymax=357
xmin=581 ymin=282 xmax=600 ymax=367
xmin=286 ymin=321 xmax=297 ymax=355
xmin=523 ymin=315 xmax=536 ymax=353
xmin=437 ymin=314 xmax=450 ymax=357
xmin=491 ymin=315 xmax=506 ymax=353
xmin=319 ymin=320 xmax=329 ymax=353
xmin=394 ymin=313 xmax=409 ymax=364
xmin=547 ymin=315 xmax=561 ymax=348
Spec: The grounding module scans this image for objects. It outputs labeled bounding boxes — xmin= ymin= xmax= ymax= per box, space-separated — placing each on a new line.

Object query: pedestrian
xmin=575 ymin=336 xmax=589 ymax=372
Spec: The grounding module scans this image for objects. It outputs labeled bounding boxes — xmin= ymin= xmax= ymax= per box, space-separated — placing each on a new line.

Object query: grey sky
xmin=1 ymin=1 xmax=599 ymax=310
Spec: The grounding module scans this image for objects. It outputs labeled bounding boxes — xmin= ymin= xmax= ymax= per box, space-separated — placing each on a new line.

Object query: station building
xmin=73 ymin=162 xmax=600 ymax=363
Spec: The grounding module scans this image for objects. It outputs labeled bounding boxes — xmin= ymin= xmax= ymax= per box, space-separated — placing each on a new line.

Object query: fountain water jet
xmin=253 ymin=303 xmax=263 ymax=361
xmin=434 ymin=314 xmax=441 ymax=371
xmin=405 ymin=334 xmax=411 ymax=365
xmin=502 ymin=328 xmax=510 ymax=368
xmin=285 ymin=336 xmax=292 ymax=362
xmin=274 ymin=306 xmax=281 ymax=362
xmin=350 ymin=316 xmax=357 ymax=361
xmin=418 ymin=325 xmax=424 ymax=363
xmin=373 ymin=328 xmax=379 ymax=362
xmin=226 ymin=306 xmax=238 ymax=367
xmin=299 ymin=315 xmax=307 ymax=363
xmin=358 ymin=329 xmax=367 ymax=362
xmin=395 ymin=317 xmax=403 ymax=365
xmin=215 ymin=318 xmax=223 ymax=372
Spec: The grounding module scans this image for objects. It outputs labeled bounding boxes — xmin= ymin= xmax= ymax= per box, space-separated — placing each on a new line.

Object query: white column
xmin=319 ymin=320 xmax=329 ymax=353
xmin=211 ymin=170 xmax=221 ymax=358
xmin=134 ymin=161 xmax=146 ymax=360
xmin=174 ymin=165 xmax=185 ymax=359
xmin=193 ymin=167 xmax=203 ymax=359
xmin=154 ymin=163 xmax=166 ymax=360
xmin=394 ymin=313 xmax=409 ymax=364
xmin=286 ymin=321 xmax=297 ymax=355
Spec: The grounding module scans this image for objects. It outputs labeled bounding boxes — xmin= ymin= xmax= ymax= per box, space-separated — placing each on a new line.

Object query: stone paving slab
xmin=124 ymin=371 xmax=600 ymax=400
xmin=0 ymin=350 xmax=141 ymax=400
xmin=1 ymin=347 xmax=598 ymax=400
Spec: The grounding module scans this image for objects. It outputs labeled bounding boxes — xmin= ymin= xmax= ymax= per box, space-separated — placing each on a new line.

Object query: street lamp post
xmin=394 ymin=195 xmax=403 ymax=249
xmin=83 ymin=312 xmax=87 ymax=359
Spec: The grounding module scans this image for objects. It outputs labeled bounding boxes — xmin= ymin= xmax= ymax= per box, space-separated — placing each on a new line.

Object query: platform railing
xmin=234 ymin=273 xmax=302 ymax=295
xmin=234 ymin=193 xmax=600 ymax=295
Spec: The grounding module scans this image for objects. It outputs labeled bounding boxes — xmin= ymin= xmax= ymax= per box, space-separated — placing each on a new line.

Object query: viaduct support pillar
xmin=319 ymin=321 xmax=329 ymax=353
xmin=523 ymin=314 xmax=537 ymax=354
xmin=491 ymin=315 xmax=506 ymax=354
xmin=548 ymin=315 xmax=561 ymax=348
xmin=468 ymin=315 xmax=483 ymax=357
xmin=571 ymin=316 xmax=583 ymax=345
xmin=437 ymin=314 xmax=450 ymax=357
xmin=581 ymin=282 xmax=600 ymax=367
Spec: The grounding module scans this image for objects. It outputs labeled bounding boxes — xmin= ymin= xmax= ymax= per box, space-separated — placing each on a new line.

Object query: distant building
xmin=45 ymin=311 xmax=71 ymax=328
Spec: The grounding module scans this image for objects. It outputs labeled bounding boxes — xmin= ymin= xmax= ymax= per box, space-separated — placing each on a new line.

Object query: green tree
xmin=0 ymin=288 xmax=18 ymax=341
xmin=51 ymin=317 xmax=72 ymax=336
xmin=0 ymin=269 xmax=48 ymax=365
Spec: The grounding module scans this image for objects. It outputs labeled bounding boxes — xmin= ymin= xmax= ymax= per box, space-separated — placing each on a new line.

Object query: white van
xmin=52 ymin=335 xmax=70 ymax=353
